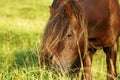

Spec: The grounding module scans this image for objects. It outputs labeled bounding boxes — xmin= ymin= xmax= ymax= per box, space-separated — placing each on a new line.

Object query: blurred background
xmin=0 ymin=0 xmax=52 ymax=79
xmin=0 ymin=0 xmax=120 ymax=80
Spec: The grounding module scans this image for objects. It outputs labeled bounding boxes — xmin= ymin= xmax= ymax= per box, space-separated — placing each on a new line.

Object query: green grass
xmin=0 ymin=0 xmax=120 ymax=80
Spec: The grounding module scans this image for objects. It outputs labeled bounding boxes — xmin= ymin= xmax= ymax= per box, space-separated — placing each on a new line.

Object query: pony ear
xmin=49 ymin=6 xmax=55 ymax=14
xmin=64 ymin=2 xmax=72 ymax=17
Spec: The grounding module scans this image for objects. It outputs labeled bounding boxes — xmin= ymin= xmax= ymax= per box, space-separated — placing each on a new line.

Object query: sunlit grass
xmin=0 ymin=0 xmax=51 ymax=80
xmin=0 ymin=0 xmax=120 ymax=80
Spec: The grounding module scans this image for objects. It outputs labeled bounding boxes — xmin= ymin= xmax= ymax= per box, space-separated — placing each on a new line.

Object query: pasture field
xmin=0 ymin=0 xmax=120 ymax=80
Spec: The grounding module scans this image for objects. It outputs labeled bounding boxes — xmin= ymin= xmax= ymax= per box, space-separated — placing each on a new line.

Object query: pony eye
xmin=67 ymin=34 xmax=72 ymax=38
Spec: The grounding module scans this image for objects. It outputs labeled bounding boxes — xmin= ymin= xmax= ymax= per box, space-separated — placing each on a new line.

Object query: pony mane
xmin=41 ymin=0 xmax=87 ymax=56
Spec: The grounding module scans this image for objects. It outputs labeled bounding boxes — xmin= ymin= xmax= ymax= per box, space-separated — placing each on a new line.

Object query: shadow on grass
xmin=13 ymin=49 xmax=39 ymax=68
xmin=117 ymin=73 xmax=120 ymax=80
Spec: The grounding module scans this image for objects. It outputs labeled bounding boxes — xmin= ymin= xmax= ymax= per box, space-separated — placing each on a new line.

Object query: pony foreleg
xmin=81 ymin=51 xmax=94 ymax=80
xmin=103 ymin=41 xmax=118 ymax=80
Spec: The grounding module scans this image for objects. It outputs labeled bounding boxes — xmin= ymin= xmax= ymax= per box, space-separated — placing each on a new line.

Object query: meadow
xmin=0 ymin=0 xmax=120 ymax=80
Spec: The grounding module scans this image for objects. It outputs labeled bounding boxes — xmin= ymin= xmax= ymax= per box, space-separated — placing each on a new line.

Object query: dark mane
xmin=42 ymin=5 xmax=70 ymax=54
xmin=41 ymin=0 xmax=87 ymax=55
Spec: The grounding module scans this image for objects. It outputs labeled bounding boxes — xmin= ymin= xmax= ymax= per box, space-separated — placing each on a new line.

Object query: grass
xmin=0 ymin=0 xmax=51 ymax=80
xmin=0 ymin=0 xmax=120 ymax=80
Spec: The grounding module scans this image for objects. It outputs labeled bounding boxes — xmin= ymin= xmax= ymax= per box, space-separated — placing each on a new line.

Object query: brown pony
xmin=41 ymin=0 xmax=120 ymax=80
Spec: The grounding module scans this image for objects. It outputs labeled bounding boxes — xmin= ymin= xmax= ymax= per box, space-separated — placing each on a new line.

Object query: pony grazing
xmin=41 ymin=0 xmax=120 ymax=80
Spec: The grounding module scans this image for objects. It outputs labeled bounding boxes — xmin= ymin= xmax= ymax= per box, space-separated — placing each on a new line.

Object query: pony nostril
xmin=52 ymin=57 xmax=58 ymax=65
xmin=52 ymin=61 xmax=60 ymax=69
